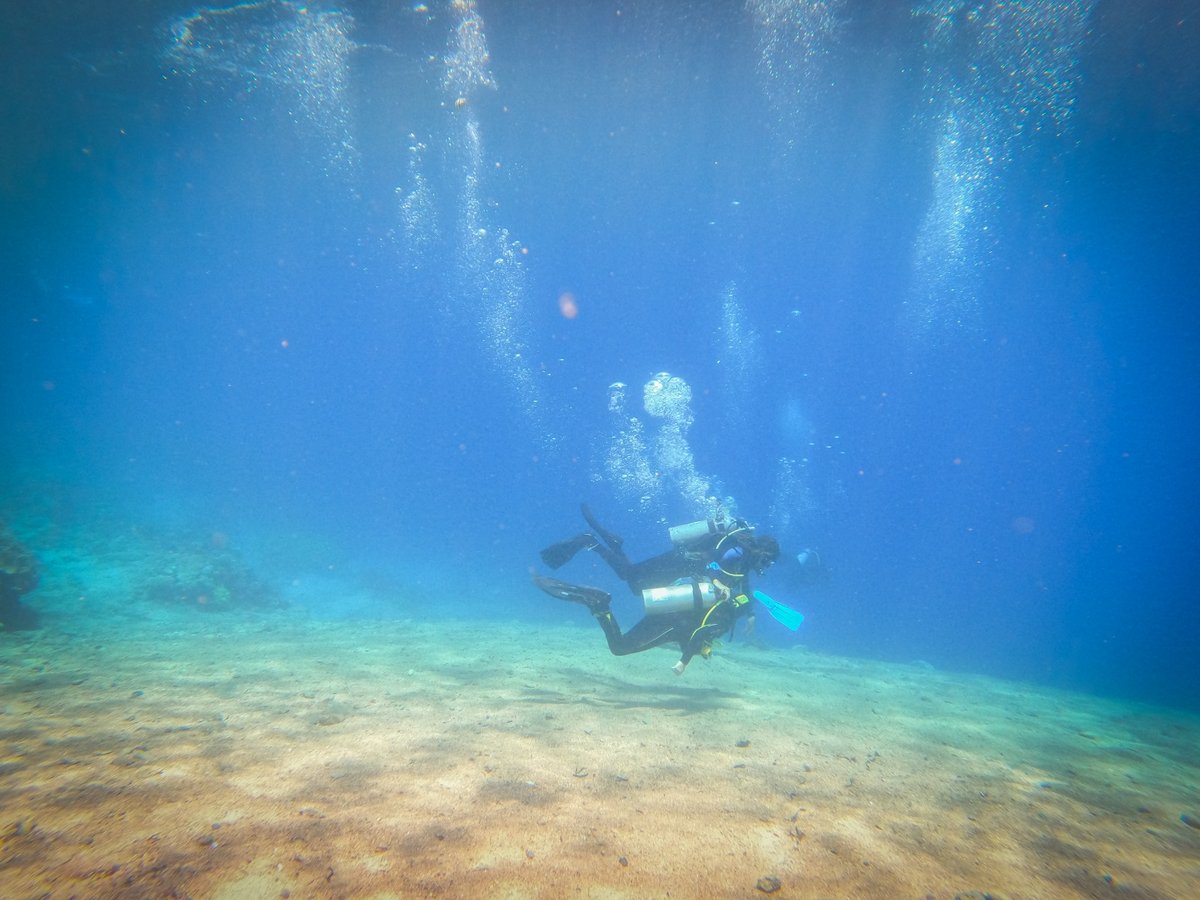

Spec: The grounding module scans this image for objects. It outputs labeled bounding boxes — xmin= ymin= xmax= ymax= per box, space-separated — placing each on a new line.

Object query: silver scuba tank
xmin=642 ymin=581 xmax=719 ymax=616
xmin=668 ymin=518 xmax=723 ymax=545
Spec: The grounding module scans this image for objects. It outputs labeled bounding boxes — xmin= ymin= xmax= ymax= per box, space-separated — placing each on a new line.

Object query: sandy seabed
xmin=1 ymin=614 xmax=1198 ymax=899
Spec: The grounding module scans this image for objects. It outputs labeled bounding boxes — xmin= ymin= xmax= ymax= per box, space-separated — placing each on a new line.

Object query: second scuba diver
xmin=534 ymin=504 xmax=781 ymax=675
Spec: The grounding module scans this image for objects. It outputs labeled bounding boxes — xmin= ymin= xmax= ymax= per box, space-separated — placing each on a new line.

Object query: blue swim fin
xmin=753 ymin=590 xmax=804 ymax=631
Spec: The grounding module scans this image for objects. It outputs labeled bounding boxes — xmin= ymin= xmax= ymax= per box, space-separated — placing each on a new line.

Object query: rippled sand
xmin=2 ymin=614 xmax=1198 ymax=898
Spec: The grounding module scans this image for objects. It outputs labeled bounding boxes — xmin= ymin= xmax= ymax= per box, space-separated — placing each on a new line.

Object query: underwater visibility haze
xmin=1 ymin=1 xmax=1200 ymax=895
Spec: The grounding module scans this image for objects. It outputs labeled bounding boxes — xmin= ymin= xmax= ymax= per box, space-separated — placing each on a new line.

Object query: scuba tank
xmin=642 ymin=580 xmax=719 ymax=616
xmin=668 ymin=518 xmax=725 ymax=545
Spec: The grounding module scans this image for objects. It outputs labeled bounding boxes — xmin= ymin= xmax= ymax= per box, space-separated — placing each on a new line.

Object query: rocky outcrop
xmin=0 ymin=523 xmax=40 ymax=630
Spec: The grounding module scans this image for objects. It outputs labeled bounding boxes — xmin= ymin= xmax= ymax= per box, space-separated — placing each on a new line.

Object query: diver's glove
xmin=672 ymin=660 xmax=688 ymax=676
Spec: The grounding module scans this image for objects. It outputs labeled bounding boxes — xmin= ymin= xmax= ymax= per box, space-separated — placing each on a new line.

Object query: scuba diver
xmin=793 ymin=547 xmax=829 ymax=585
xmin=534 ymin=504 xmax=781 ymax=675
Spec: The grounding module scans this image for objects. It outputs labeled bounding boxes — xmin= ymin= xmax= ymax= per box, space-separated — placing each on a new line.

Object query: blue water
xmin=2 ymin=1 xmax=1197 ymax=709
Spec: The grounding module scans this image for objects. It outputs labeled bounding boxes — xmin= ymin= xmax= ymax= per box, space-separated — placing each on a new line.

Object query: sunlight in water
xmin=905 ymin=0 xmax=1095 ymax=345
xmin=163 ymin=0 xmax=359 ymax=174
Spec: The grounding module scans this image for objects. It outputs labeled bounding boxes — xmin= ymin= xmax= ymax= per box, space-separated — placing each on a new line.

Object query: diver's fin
xmin=581 ymin=503 xmax=624 ymax=549
xmin=539 ymin=533 xmax=597 ymax=570
xmin=534 ymin=574 xmax=612 ymax=613
xmin=753 ymin=590 xmax=804 ymax=631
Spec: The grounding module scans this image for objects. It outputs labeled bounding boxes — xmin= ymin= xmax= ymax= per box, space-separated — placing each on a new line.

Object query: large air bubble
xmin=600 ymin=373 xmax=731 ymax=520
xmin=599 ymin=382 xmax=662 ymax=513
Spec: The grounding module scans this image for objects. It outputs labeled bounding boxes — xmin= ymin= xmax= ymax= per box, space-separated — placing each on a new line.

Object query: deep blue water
xmin=2 ymin=1 xmax=1197 ymax=709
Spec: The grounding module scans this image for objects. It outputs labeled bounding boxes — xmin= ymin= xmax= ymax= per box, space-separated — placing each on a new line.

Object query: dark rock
xmin=756 ymin=875 xmax=781 ymax=893
xmin=137 ymin=535 xmax=283 ymax=611
xmin=0 ymin=523 xmax=40 ymax=630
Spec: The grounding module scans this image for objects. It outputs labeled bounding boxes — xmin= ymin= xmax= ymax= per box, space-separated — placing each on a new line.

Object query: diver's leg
xmin=622 ymin=549 xmax=687 ymax=594
xmin=594 ymin=611 xmax=680 ymax=657
xmin=533 ymin=574 xmax=611 ymax=613
xmin=534 ymin=574 xmax=676 ymax=656
xmin=581 ymin=503 xmax=624 ymax=549
xmin=587 ymin=541 xmax=637 ymax=588
xmin=577 ymin=504 xmax=636 ymax=582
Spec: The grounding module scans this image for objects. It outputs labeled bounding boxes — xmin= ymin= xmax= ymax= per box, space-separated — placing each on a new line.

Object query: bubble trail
xmin=747 ymin=0 xmax=846 ymax=150
xmin=163 ymin=0 xmax=359 ymax=175
xmin=905 ymin=0 xmax=1095 ymax=345
xmin=441 ymin=0 xmax=554 ymax=447
xmin=599 ymin=373 xmax=733 ymax=521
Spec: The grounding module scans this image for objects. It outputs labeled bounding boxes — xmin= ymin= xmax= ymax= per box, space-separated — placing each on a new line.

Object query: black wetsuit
xmin=589 ymin=529 xmax=741 ymax=594
xmin=592 ymin=531 xmax=757 ymax=665
xmin=537 ymin=510 xmax=760 ymax=669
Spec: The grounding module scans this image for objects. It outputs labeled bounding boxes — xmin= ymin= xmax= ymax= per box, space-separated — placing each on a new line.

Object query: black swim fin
xmin=533 ymin=574 xmax=611 ymax=613
xmin=539 ymin=533 xmax=596 ymax=569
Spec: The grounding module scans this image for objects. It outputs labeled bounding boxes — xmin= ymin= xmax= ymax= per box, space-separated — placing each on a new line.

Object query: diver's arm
xmin=672 ymin=601 xmax=736 ymax=674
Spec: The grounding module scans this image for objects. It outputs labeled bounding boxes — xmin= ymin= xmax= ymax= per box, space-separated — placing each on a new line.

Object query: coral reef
xmin=133 ymin=535 xmax=283 ymax=612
